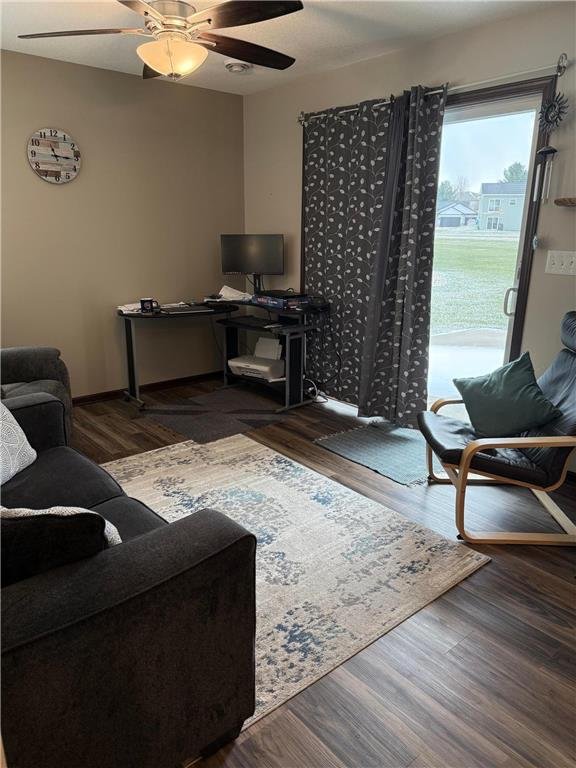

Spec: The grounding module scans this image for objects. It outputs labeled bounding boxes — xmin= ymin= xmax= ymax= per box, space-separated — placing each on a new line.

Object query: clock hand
xmin=50 ymin=146 xmax=61 ymax=161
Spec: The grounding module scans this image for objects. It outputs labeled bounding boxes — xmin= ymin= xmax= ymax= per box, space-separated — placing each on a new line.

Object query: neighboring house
xmin=460 ymin=190 xmax=480 ymax=211
xmin=436 ymin=200 xmax=478 ymax=228
xmin=478 ymin=181 xmax=527 ymax=231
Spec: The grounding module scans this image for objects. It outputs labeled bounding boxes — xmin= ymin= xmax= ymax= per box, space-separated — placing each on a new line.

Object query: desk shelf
xmin=218 ymin=315 xmax=310 ymax=411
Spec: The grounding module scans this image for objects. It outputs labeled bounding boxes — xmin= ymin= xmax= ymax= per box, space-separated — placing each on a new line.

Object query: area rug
xmin=142 ymin=386 xmax=286 ymax=443
xmin=315 ymin=422 xmax=437 ymax=486
xmin=104 ymin=436 xmax=489 ymax=726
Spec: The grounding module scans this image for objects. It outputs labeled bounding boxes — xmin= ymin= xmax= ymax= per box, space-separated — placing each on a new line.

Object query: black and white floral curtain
xmin=303 ymin=85 xmax=447 ymax=425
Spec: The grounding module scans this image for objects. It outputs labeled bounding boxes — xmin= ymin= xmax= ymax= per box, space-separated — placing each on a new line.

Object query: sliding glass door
xmin=428 ymin=78 xmax=555 ymax=403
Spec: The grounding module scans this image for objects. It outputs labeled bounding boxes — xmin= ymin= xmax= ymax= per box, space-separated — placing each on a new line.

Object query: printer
xmin=227 ymin=337 xmax=285 ymax=382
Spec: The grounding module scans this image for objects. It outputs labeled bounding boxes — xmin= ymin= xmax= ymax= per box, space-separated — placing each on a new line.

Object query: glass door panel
xmin=429 ymin=95 xmax=540 ymax=404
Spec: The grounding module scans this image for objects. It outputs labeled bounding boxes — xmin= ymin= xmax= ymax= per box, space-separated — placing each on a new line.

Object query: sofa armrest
xmin=2 ymin=508 xmax=257 ymax=768
xmin=1 ymin=346 xmax=71 ymax=392
xmin=2 ymin=393 xmax=67 ymax=450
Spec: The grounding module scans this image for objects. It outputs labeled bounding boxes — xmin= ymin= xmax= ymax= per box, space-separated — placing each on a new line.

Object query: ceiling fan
xmin=18 ymin=0 xmax=303 ymax=80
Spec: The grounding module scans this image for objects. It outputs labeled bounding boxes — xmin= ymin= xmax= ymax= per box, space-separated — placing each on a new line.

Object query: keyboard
xmin=161 ymin=305 xmax=213 ymax=314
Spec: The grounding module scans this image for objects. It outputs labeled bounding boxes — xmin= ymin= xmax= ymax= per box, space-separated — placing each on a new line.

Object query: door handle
xmin=503 ymin=286 xmax=517 ymax=317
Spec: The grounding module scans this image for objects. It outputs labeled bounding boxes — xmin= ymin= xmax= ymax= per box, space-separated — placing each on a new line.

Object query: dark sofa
xmin=1 ymin=393 xmax=257 ymax=768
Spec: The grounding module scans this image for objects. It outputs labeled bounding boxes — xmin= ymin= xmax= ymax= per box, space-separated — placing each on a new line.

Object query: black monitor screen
xmin=221 ymin=234 xmax=284 ymax=276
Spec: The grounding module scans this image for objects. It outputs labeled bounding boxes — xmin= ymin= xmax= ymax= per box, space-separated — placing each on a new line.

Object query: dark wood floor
xmin=73 ymin=378 xmax=576 ymax=768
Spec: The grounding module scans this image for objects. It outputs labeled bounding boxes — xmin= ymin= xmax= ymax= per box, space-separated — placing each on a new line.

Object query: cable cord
xmin=304 ymin=377 xmax=328 ymax=403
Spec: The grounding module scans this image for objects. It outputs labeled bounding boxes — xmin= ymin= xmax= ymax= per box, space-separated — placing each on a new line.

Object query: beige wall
xmin=1 ymin=50 xmax=244 ymax=397
xmin=244 ymin=2 xmax=576 ymax=375
xmin=2 ymin=4 xmax=576 ymax=400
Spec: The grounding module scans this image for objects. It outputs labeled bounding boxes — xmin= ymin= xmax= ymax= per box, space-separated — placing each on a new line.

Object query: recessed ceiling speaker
xmin=224 ymin=59 xmax=253 ymax=74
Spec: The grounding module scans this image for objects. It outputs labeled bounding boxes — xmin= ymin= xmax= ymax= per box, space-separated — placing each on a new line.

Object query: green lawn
xmin=430 ymin=235 xmax=520 ymax=335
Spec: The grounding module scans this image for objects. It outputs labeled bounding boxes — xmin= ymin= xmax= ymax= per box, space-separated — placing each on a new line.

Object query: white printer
xmin=228 ymin=337 xmax=285 ymax=382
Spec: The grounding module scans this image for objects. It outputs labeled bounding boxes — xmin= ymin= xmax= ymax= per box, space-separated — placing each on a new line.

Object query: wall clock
xmin=27 ymin=128 xmax=81 ymax=184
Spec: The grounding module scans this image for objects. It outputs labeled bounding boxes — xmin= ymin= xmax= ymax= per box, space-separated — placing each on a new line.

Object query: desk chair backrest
xmin=523 ymin=311 xmax=576 ymax=484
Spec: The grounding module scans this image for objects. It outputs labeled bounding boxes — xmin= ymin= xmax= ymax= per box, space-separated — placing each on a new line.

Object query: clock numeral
xmin=70 ymin=143 xmax=75 ymax=149
xmin=63 ymin=135 xmax=67 ymax=141
xmin=34 ymin=162 xmax=40 ymax=169
xmin=31 ymin=139 xmax=40 ymax=146
xmin=30 ymin=149 xmax=36 ymax=157
xmin=49 ymin=129 xmax=58 ymax=137
xmin=39 ymin=131 xmax=46 ymax=139
xmin=65 ymin=173 xmax=70 ymax=181
xmin=73 ymin=165 xmax=77 ymax=172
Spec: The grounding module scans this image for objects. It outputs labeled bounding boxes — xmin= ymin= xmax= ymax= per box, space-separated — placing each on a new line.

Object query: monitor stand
xmin=252 ymin=274 xmax=302 ymax=298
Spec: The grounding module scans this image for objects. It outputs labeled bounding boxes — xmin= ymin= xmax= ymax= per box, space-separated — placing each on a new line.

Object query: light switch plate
xmin=545 ymin=250 xmax=576 ymax=276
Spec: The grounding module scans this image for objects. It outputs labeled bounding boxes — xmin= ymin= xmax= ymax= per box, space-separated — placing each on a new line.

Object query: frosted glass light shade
xmin=136 ymin=38 xmax=208 ymax=78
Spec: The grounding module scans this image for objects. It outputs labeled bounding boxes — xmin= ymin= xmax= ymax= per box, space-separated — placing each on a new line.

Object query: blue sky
xmin=438 ymin=111 xmax=536 ymax=193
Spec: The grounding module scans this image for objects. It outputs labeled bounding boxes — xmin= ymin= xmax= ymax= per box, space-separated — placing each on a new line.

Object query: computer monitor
xmin=221 ymin=234 xmax=284 ymax=292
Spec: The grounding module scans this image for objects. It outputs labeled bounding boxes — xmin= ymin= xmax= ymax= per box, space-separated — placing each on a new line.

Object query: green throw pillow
xmin=453 ymin=352 xmax=562 ymax=437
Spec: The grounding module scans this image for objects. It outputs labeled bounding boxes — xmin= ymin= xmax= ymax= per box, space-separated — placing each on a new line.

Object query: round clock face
xmin=27 ymin=128 xmax=81 ymax=184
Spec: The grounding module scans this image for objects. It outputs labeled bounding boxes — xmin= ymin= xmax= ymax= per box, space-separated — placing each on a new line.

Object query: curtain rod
xmin=297 ymin=53 xmax=568 ymax=125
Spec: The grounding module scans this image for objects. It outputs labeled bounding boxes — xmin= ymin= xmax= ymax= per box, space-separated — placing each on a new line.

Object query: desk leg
xmin=123 ymin=317 xmax=144 ymax=408
xmin=280 ymin=334 xmax=304 ymax=411
xmin=223 ymin=326 xmax=239 ymax=386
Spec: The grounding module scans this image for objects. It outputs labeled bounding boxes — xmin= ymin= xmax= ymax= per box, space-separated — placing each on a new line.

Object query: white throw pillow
xmin=0 ymin=402 xmax=37 ymax=485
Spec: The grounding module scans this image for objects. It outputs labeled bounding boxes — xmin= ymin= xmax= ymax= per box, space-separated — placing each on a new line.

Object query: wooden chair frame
xmin=426 ymin=398 xmax=576 ymax=546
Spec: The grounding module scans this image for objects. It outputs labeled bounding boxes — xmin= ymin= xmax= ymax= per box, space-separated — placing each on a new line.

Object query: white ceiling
xmin=1 ymin=0 xmax=552 ymax=95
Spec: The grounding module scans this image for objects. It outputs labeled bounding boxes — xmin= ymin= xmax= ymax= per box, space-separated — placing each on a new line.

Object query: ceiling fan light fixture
xmin=136 ymin=37 xmax=207 ymax=78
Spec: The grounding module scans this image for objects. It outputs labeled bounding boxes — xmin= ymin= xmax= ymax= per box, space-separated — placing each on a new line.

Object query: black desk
xmin=118 ymin=306 xmax=237 ymax=408
xmin=217 ymin=316 xmax=313 ymax=411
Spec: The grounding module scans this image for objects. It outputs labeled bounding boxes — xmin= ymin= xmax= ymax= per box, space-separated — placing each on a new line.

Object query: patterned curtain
xmin=303 ymin=86 xmax=447 ymax=426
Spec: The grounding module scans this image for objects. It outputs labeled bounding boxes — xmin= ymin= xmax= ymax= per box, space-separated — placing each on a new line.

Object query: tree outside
xmin=501 ymin=162 xmax=528 ymax=183
xmin=438 ymin=180 xmax=457 ymax=201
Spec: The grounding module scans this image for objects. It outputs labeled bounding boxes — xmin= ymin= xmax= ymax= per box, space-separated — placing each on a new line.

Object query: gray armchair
xmin=1 ymin=347 xmax=72 ymax=440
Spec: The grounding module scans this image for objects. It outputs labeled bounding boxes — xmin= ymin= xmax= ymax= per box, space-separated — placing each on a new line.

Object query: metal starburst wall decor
xmin=539 ymin=92 xmax=569 ymax=134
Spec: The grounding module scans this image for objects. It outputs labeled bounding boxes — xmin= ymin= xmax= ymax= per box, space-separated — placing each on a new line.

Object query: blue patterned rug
xmin=316 ymin=422 xmax=436 ymax=486
xmin=104 ymin=436 xmax=488 ymax=726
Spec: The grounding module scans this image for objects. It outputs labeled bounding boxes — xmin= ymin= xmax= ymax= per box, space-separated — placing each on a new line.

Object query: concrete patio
xmin=428 ymin=328 xmax=506 ymax=408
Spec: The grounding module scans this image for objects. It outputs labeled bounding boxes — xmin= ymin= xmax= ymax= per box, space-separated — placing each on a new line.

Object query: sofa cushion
xmin=91 ymin=497 xmax=166 ymax=541
xmin=418 ymin=411 xmax=550 ymax=486
xmin=0 ymin=402 xmax=37 ymax=484
xmin=1 ymin=447 xmax=124 ymax=510
xmin=1 ymin=506 xmax=120 ymax=587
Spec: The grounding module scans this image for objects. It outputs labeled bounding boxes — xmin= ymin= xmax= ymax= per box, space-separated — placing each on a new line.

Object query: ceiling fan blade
xmin=143 ymin=64 xmax=163 ymax=79
xmin=117 ymin=0 xmax=166 ymax=24
xmin=189 ymin=1 xmax=303 ymax=30
xmin=19 ymin=28 xmax=149 ymax=39
xmin=198 ymin=32 xmax=295 ymax=69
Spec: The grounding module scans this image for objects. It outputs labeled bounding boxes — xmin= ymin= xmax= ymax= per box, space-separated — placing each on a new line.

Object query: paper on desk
xmin=209 ymin=285 xmax=253 ymax=302
xmin=117 ymin=302 xmax=142 ymax=314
